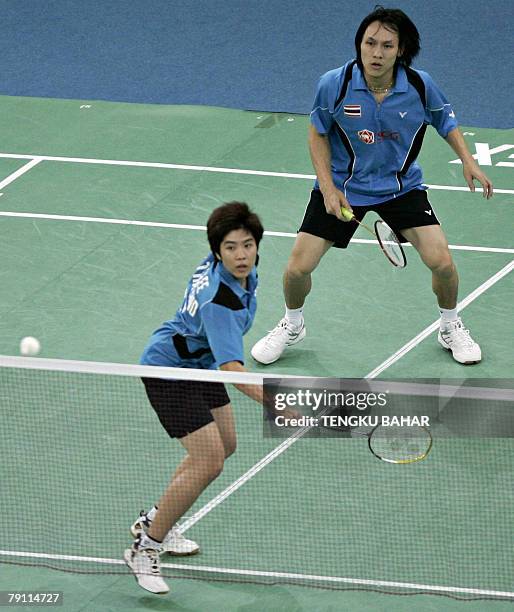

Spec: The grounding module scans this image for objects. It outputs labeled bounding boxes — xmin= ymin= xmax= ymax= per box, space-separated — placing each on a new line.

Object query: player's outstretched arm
xmin=220 ymin=361 xmax=262 ymax=403
xmin=308 ymin=125 xmax=353 ymax=220
xmin=445 ymin=127 xmax=493 ymax=199
xmin=220 ymin=361 xmax=299 ymax=419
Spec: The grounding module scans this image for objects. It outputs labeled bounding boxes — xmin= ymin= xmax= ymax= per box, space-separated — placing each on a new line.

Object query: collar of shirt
xmin=351 ymin=63 xmax=409 ymax=93
xmin=216 ymin=261 xmax=258 ymax=298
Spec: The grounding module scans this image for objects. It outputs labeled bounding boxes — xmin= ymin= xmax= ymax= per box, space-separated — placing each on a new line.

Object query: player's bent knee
xmin=287 ymin=240 xmax=326 ymax=277
xmin=190 ymin=452 xmax=225 ymax=482
xmin=286 ymin=256 xmax=317 ymax=278
xmin=224 ymin=440 xmax=237 ymax=459
xmin=204 ymin=457 xmax=225 ymax=481
xmin=431 ymin=253 xmax=455 ymax=276
xmin=210 ymin=461 xmax=225 ymax=480
xmin=422 ymin=247 xmax=453 ymax=274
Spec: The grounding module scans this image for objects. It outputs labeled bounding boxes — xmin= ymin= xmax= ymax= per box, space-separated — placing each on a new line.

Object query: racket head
xmin=374 ymin=220 xmax=407 ymax=268
xmin=368 ymin=425 xmax=432 ymax=464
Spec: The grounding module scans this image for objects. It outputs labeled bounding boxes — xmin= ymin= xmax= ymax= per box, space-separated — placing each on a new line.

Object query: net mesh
xmin=1 ymin=356 xmax=514 ymax=601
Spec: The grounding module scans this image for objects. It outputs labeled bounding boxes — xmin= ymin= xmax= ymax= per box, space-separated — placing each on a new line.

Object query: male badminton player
xmin=125 ymin=202 xmax=278 ymax=594
xmin=251 ymin=7 xmax=493 ymax=367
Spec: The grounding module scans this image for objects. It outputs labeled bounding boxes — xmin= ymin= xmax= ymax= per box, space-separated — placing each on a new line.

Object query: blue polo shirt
xmin=310 ymin=61 xmax=458 ymax=205
xmin=140 ymin=253 xmax=258 ymax=370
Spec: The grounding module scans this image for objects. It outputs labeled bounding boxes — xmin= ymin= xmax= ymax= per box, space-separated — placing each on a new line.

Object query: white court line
xmin=0 ymin=550 xmax=512 ymax=599
xmin=0 ymin=153 xmax=313 ymax=180
xmin=1 ymin=211 xmax=513 ymax=254
xmin=179 ymin=258 xmax=514 ymax=534
xmin=0 ymin=152 xmax=512 ymax=193
xmin=0 ymin=157 xmax=43 ymax=190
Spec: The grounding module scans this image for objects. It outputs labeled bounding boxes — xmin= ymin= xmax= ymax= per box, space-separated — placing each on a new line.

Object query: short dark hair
xmin=355 ymin=6 xmax=420 ymax=68
xmin=207 ymin=201 xmax=264 ymax=258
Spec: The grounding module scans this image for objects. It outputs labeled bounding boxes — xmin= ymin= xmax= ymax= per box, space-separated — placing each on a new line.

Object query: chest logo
xmin=358 ymin=129 xmax=375 ymax=144
xmin=399 ymin=111 xmax=408 ymax=118
xmin=344 ymin=104 xmax=361 ymax=117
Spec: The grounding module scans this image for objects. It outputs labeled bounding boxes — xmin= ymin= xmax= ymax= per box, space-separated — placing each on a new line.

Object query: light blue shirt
xmin=310 ymin=61 xmax=458 ymax=205
xmin=141 ymin=253 xmax=258 ymax=369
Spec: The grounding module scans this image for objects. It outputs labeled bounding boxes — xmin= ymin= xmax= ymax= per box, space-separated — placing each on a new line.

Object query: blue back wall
xmin=1 ymin=0 xmax=512 ymax=128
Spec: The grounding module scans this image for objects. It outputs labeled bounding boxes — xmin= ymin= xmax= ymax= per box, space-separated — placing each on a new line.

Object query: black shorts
xmin=141 ymin=377 xmax=231 ymax=439
xmin=299 ymin=188 xmax=440 ymax=248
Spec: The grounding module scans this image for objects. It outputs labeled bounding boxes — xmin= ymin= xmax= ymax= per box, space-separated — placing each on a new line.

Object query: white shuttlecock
xmin=19 ymin=336 xmax=41 ymax=356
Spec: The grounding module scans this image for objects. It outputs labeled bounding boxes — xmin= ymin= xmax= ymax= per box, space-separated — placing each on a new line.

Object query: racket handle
xmin=340 ymin=206 xmax=355 ymax=221
xmin=340 ymin=207 xmax=375 ymax=237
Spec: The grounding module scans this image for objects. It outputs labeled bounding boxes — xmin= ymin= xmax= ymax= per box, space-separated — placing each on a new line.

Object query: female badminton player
xmin=124 ymin=202 xmax=279 ymax=594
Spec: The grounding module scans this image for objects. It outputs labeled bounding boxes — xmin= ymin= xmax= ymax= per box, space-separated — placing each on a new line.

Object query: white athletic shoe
xmin=124 ymin=545 xmax=170 ymax=594
xmin=438 ymin=318 xmax=482 ymax=364
xmin=251 ymin=318 xmax=306 ymax=364
xmin=161 ymin=525 xmax=199 ymax=555
xmin=130 ymin=510 xmax=200 ymax=556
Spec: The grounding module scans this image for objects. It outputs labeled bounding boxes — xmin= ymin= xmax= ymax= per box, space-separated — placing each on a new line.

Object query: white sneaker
xmin=162 ymin=525 xmax=199 ymax=556
xmin=251 ymin=318 xmax=306 ymax=364
xmin=438 ymin=318 xmax=481 ymax=364
xmin=130 ymin=510 xmax=200 ymax=556
xmin=124 ymin=545 xmax=170 ymax=594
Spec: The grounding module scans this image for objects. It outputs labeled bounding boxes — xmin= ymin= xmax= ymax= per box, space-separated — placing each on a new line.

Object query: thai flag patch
xmin=344 ymin=105 xmax=361 ymax=117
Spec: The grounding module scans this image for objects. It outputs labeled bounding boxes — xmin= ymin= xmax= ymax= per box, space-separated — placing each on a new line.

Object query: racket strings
xmin=369 ymin=425 xmax=432 ymax=463
xmin=374 ymin=221 xmax=406 ymax=267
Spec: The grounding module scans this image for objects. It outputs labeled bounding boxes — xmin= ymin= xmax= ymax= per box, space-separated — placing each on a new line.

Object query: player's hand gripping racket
xmin=354 ymin=424 xmax=432 ymax=464
xmin=340 ymin=207 xmax=407 ymax=268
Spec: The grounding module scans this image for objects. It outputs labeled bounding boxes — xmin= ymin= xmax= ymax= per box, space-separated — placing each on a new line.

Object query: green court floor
xmin=0 ymin=95 xmax=513 ymax=611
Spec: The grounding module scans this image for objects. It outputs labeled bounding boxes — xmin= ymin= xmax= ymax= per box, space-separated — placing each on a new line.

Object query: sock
xmin=145 ymin=506 xmax=177 ymax=534
xmin=439 ymin=307 xmax=458 ymax=326
xmin=146 ymin=506 xmax=158 ymax=522
xmin=138 ymin=532 xmax=162 ymax=550
xmin=285 ymin=306 xmax=304 ymax=327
